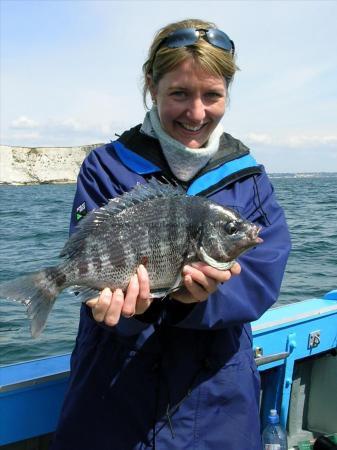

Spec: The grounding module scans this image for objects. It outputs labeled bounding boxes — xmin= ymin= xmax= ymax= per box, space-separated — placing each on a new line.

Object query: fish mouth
xmin=250 ymin=226 xmax=263 ymax=244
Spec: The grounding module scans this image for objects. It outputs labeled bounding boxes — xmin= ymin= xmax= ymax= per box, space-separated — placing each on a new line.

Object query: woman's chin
xmin=174 ymin=132 xmax=208 ymax=149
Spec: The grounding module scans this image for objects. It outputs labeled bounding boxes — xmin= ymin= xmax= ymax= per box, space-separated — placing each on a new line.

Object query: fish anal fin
xmin=69 ymin=286 xmax=101 ymax=303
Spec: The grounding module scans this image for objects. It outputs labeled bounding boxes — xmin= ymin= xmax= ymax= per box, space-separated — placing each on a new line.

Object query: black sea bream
xmin=0 ymin=179 xmax=262 ymax=337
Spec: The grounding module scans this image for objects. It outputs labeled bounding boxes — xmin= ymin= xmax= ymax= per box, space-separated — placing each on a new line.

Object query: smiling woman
xmin=143 ymin=20 xmax=237 ymax=149
xmin=50 ymin=18 xmax=291 ymax=450
xmin=148 ymin=59 xmax=227 ymax=148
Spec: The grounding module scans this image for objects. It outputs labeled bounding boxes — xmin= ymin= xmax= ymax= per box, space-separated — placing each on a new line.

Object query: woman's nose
xmin=186 ymin=97 xmax=206 ymax=122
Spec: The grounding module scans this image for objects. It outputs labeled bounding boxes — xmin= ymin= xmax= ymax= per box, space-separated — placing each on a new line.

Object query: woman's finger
xmin=182 ymin=265 xmax=218 ymax=293
xmin=85 ymin=297 xmax=99 ymax=308
xmin=172 ymin=261 xmax=242 ymax=304
xmin=135 ymin=264 xmax=152 ymax=315
xmin=183 ymin=274 xmax=209 ymax=302
xmin=121 ymin=274 xmax=139 ymax=318
xmin=230 ymin=262 xmax=242 ymax=276
xmin=103 ymin=289 xmax=124 ymax=326
xmin=137 ymin=265 xmax=150 ymax=300
xmin=86 ymin=288 xmax=113 ymax=322
xmin=190 ymin=262 xmax=233 ymax=283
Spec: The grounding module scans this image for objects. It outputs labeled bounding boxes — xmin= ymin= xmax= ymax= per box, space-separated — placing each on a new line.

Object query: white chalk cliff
xmin=0 ymin=144 xmax=103 ymax=184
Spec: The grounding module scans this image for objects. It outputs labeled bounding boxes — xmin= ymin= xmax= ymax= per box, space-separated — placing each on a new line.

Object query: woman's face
xmin=149 ymin=58 xmax=226 ymax=149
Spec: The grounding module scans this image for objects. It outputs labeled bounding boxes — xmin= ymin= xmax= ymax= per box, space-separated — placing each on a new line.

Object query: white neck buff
xmin=140 ymin=106 xmax=223 ymax=182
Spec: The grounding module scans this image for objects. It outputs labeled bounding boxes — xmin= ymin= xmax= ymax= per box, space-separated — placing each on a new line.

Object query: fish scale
xmin=0 ymin=178 xmax=262 ymax=337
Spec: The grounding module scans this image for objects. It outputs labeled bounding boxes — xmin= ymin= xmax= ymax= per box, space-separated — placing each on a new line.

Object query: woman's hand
xmin=86 ymin=261 xmax=241 ymax=324
xmin=86 ymin=264 xmax=152 ymax=326
xmin=171 ymin=261 xmax=241 ymax=303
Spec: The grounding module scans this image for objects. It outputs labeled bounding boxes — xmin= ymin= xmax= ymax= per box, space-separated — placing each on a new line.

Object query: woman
xmin=52 ymin=19 xmax=291 ymax=450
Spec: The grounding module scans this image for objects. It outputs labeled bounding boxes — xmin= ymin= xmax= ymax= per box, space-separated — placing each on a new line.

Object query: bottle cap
xmin=268 ymin=409 xmax=280 ymax=424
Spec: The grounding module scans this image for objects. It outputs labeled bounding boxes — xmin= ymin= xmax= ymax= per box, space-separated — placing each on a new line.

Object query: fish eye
xmin=225 ymin=222 xmax=238 ymax=235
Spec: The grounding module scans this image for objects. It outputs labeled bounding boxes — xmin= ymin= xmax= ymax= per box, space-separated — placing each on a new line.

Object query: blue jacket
xmin=52 ymin=126 xmax=291 ymax=450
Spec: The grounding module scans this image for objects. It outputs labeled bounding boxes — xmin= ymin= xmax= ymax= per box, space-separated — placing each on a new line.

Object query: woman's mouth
xmin=177 ymin=122 xmax=207 ymax=133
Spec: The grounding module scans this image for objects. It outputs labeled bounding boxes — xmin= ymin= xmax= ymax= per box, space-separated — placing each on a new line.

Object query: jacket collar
xmin=113 ymin=125 xmax=262 ymax=196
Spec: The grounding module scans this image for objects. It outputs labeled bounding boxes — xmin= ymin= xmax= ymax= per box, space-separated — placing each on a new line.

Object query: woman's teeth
xmin=180 ymin=123 xmax=205 ymax=132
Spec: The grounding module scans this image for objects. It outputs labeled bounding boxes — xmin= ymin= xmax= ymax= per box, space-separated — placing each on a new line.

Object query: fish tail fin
xmin=0 ymin=267 xmax=65 ymax=337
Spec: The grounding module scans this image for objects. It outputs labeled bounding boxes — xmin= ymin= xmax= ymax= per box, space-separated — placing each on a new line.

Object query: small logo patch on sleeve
xmin=76 ymin=202 xmax=87 ymax=221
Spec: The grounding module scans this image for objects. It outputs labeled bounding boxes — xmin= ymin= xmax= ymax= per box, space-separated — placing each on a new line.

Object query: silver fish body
xmin=0 ymin=179 xmax=262 ymax=337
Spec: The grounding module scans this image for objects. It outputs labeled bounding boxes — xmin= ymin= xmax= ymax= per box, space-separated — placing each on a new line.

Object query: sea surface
xmin=0 ymin=175 xmax=336 ymax=365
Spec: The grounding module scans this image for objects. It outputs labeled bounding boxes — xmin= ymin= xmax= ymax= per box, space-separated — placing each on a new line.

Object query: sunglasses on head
xmin=156 ymin=27 xmax=235 ymax=55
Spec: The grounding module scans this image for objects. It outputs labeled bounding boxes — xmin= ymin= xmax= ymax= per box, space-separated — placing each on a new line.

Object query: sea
xmin=0 ymin=174 xmax=336 ymax=366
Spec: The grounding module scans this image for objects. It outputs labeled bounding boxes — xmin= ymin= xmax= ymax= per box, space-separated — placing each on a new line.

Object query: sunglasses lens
xmin=159 ymin=28 xmax=234 ymax=54
xmin=207 ymin=29 xmax=233 ymax=52
xmin=165 ymin=28 xmax=199 ymax=48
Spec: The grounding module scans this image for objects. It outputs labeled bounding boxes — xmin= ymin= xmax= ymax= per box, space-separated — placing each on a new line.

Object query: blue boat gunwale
xmin=1 ymin=290 xmax=337 ymax=388
xmin=252 ymin=294 xmax=337 ymax=333
xmin=0 ymin=354 xmax=70 ymax=392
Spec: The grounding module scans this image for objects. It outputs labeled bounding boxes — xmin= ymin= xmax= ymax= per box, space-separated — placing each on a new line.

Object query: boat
xmin=1 ymin=289 xmax=337 ymax=449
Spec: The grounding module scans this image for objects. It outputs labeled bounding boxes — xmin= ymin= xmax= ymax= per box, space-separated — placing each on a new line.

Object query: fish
xmin=0 ymin=178 xmax=262 ymax=337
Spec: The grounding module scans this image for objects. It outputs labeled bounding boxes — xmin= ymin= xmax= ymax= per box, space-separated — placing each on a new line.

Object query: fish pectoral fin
xmin=150 ymin=290 xmax=168 ymax=299
xmin=198 ymin=247 xmax=235 ymax=270
xmin=69 ymin=286 xmax=101 ymax=303
xmin=169 ymin=272 xmax=183 ymax=292
xmin=161 ymin=273 xmax=184 ymax=300
xmin=150 ymin=273 xmax=184 ymax=300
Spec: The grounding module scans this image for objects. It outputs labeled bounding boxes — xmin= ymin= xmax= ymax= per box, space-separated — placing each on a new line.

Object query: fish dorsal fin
xmin=60 ymin=178 xmax=185 ymax=258
xmin=104 ymin=177 xmax=184 ymax=215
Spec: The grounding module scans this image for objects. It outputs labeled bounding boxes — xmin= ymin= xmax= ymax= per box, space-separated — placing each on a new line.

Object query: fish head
xmin=197 ymin=205 xmax=263 ymax=269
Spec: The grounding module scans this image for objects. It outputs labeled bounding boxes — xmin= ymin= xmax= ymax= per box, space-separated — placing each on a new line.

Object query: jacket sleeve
xmin=70 ymin=148 xmax=153 ymax=336
xmin=165 ymin=170 xmax=291 ymax=329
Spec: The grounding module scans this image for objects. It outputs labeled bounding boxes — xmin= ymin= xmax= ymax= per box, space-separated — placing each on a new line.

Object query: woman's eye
xmin=205 ymin=92 xmax=222 ymax=99
xmin=225 ymin=222 xmax=238 ymax=235
xmin=170 ymin=91 xmax=187 ymax=99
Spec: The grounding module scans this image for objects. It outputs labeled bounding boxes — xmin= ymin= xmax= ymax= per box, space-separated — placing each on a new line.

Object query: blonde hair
xmin=142 ymin=19 xmax=238 ymax=108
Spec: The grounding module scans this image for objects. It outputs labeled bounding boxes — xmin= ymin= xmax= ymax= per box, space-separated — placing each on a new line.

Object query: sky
xmin=1 ymin=0 xmax=336 ymax=173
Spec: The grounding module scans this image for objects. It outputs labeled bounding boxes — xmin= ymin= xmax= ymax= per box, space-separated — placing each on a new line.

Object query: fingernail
xmin=191 ymin=262 xmax=203 ymax=269
xmin=86 ymin=298 xmax=98 ymax=307
xmin=115 ymin=288 xmax=123 ymax=298
xmin=182 ymin=265 xmax=192 ymax=275
xmin=124 ymin=312 xmax=135 ymax=319
xmin=138 ymin=264 xmax=146 ymax=275
xmin=184 ymin=274 xmax=192 ymax=284
xmin=102 ymin=287 xmax=111 ymax=297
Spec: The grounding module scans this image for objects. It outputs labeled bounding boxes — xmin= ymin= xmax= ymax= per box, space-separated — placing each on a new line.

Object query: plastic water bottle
xmin=262 ymin=409 xmax=288 ymax=450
